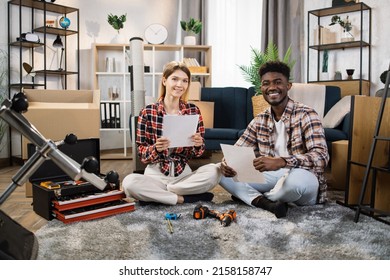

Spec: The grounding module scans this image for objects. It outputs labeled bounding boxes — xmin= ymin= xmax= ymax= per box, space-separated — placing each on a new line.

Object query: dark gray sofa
xmin=200 ymin=86 xmax=350 ymax=155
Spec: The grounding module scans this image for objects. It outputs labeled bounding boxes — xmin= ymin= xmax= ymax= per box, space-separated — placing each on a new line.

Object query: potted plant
xmin=180 ymin=18 xmax=202 ymax=45
xmin=107 ymin=13 xmax=127 ymax=34
xmin=238 ymin=41 xmax=295 ymax=116
xmin=329 ymin=15 xmax=354 ymax=42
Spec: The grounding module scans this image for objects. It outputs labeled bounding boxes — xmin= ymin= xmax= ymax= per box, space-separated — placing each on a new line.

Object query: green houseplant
xmin=107 ymin=13 xmax=127 ymax=33
xmin=238 ymin=41 xmax=295 ymax=116
xmin=180 ymin=18 xmax=202 ymax=45
xmin=238 ymin=41 xmax=296 ymax=95
xmin=180 ymin=18 xmax=202 ymax=35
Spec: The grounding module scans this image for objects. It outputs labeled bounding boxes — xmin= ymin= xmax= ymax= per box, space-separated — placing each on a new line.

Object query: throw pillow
xmin=322 ymin=95 xmax=351 ymax=128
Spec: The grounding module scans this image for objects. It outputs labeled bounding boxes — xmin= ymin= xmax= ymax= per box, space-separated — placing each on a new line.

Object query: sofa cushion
xmin=323 ymin=86 xmax=341 ymax=115
xmin=205 ymin=128 xmax=240 ymax=140
xmin=322 ymin=96 xmax=351 ymax=128
xmin=201 ymin=87 xmax=249 ymax=129
xmin=324 ymin=127 xmax=348 ymax=142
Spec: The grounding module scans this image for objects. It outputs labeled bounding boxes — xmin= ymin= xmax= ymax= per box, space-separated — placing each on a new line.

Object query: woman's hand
xmin=191 ymin=133 xmax=203 ymax=147
xmin=155 ymin=136 xmax=170 ymax=152
xmin=220 ymin=158 xmax=237 ymax=177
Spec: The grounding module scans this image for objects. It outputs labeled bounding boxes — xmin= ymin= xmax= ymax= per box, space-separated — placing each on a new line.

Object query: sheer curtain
xmin=206 ymin=0 xmax=263 ymax=87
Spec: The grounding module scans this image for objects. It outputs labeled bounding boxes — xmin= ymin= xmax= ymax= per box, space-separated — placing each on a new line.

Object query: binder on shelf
xmin=115 ymin=103 xmax=121 ymax=128
xmin=100 ymin=102 xmax=107 ymax=128
xmin=110 ymin=103 xmax=116 ymax=128
xmin=100 ymin=102 xmax=121 ymax=129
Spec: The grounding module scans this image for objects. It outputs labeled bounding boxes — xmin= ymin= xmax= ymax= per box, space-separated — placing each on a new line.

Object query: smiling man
xmin=219 ymin=61 xmax=329 ymax=218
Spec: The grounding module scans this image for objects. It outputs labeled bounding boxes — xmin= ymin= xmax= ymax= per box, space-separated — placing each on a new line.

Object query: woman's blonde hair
xmin=158 ymin=61 xmax=191 ymax=102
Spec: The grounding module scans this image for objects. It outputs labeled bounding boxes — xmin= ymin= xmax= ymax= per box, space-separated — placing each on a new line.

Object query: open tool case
xmin=29 ymin=139 xmax=135 ymax=222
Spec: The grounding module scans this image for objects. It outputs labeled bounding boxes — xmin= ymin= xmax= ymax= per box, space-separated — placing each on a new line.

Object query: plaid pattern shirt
xmin=136 ymin=100 xmax=205 ymax=176
xmin=236 ymin=98 xmax=330 ymax=203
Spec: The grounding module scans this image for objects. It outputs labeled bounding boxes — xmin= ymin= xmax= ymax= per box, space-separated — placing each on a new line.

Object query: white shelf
xmin=92 ymin=43 xmax=212 ymax=159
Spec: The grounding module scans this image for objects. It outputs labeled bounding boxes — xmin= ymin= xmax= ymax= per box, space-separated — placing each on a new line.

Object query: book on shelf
xmin=183 ymin=57 xmax=200 ymax=67
xmin=100 ymin=102 xmax=121 ymax=128
xmin=183 ymin=57 xmax=208 ymax=73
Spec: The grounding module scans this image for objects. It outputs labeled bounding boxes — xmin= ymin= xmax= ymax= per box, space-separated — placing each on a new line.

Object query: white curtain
xmin=206 ymin=0 xmax=263 ymax=88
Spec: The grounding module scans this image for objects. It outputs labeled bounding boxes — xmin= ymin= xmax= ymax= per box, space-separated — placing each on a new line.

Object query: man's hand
xmin=220 ymin=159 xmax=237 ymax=177
xmin=155 ymin=136 xmax=170 ymax=152
xmin=253 ymin=156 xmax=286 ymax=172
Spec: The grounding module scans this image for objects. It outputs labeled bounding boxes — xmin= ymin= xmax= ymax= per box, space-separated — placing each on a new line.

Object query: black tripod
xmin=0 ymin=92 xmax=118 ymax=205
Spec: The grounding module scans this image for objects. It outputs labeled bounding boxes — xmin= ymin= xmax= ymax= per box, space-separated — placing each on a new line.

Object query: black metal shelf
xmin=9 ymin=82 xmax=45 ymax=88
xmin=309 ymin=2 xmax=371 ymax=17
xmin=33 ymin=26 xmax=78 ymax=36
xmin=8 ymin=0 xmax=80 ymax=92
xmin=9 ymin=0 xmax=78 ymax=14
xmin=309 ymin=40 xmax=370 ymax=51
xmin=307 ymin=3 xmax=371 ymax=95
xmin=34 ymin=70 xmax=78 ymax=75
xmin=10 ymin=41 xmax=44 ymax=48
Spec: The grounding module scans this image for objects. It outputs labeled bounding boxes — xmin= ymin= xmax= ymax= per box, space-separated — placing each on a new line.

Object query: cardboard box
xmin=313 ymin=26 xmax=336 ymax=45
xmin=188 ymin=81 xmax=201 ymax=101
xmin=331 ymin=140 xmax=349 ymax=190
xmin=188 ymin=66 xmax=208 ymax=73
xmin=191 ymin=101 xmax=214 ymax=129
xmin=22 ymin=89 xmax=101 ymax=159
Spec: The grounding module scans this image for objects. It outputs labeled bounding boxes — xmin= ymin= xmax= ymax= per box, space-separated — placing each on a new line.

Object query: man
xmin=219 ymin=61 xmax=329 ymax=218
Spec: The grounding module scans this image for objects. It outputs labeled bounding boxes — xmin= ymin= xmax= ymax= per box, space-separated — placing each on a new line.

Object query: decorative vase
xmin=346 ymin=69 xmax=355 ymax=80
xmin=320 ymin=72 xmax=329 ymax=81
xmin=334 ymin=72 xmax=342 ymax=80
xmin=111 ymin=32 xmax=126 ymax=44
xmin=341 ymin=29 xmax=354 ymax=42
xmin=184 ymin=35 xmax=196 ymax=45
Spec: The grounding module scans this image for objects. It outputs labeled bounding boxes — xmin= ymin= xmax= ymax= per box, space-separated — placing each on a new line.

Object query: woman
xmin=122 ymin=61 xmax=220 ymax=205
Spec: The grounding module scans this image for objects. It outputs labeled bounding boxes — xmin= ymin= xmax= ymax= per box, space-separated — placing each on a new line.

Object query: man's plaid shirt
xmin=136 ymin=100 xmax=205 ymax=176
xmin=236 ymin=98 xmax=330 ymax=203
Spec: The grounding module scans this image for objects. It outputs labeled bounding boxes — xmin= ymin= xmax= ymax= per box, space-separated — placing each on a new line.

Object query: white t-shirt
xmin=273 ymin=118 xmax=289 ymax=157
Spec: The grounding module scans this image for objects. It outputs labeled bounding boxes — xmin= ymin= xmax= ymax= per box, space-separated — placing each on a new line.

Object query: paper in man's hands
xmin=163 ymin=114 xmax=199 ymax=148
xmin=220 ymin=144 xmax=265 ymax=183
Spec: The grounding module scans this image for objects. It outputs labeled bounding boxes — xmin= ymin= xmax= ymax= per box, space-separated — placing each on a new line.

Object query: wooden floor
xmin=0 ymin=152 xmax=222 ymax=233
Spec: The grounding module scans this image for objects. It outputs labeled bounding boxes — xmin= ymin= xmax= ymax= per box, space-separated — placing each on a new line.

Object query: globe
xmin=59 ymin=16 xmax=70 ymax=29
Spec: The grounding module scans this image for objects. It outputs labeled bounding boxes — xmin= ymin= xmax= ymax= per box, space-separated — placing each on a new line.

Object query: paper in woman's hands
xmin=163 ymin=114 xmax=199 ymax=148
xmin=220 ymin=144 xmax=265 ymax=183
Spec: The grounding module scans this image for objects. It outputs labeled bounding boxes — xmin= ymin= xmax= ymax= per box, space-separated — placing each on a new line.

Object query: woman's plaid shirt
xmin=236 ymin=98 xmax=330 ymax=203
xmin=136 ymin=100 xmax=205 ymax=176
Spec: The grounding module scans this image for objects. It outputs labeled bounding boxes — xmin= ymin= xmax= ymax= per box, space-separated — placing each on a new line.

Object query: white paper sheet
xmin=220 ymin=144 xmax=265 ymax=183
xmin=163 ymin=114 xmax=199 ymax=148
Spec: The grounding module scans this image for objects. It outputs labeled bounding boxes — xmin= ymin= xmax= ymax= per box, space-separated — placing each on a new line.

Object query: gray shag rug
xmin=35 ymin=199 xmax=390 ymax=260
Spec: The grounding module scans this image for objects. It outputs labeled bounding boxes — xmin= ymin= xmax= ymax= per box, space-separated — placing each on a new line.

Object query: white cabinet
xmin=92 ymin=43 xmax=212 ymax=159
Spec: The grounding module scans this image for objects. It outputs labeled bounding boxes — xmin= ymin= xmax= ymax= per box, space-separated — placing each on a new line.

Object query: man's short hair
xmin=259 ymin=61 xmax=290 ymax=81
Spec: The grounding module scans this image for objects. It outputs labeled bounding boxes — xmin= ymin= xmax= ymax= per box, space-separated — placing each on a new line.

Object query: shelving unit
xmin=7 ymin=0 xmax=80 ymax=94
xmin=307 ymin=3 xmax=371 ymax=96
xmin=92 ymin=43 xmax=212 ymax=159
xmin=7 ymin=0 xmax=80 ymax=162
xmin=143 ymin=44 xmax=212 ymax=99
